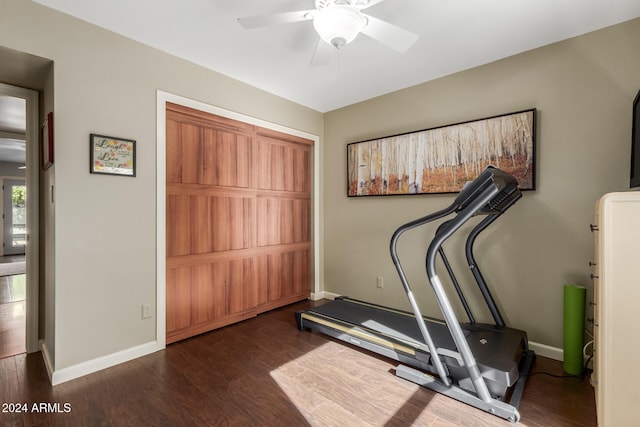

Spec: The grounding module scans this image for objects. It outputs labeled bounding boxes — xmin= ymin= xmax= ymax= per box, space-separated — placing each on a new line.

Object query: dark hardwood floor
xmin=0 ymin=299 xmax=596 ymax=426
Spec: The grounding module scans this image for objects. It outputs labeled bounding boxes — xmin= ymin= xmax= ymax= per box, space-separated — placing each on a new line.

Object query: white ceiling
xmin=28 ymin=0 xmax=640 ymax=112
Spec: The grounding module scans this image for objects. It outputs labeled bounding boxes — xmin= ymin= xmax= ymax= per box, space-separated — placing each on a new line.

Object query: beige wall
xmin=323 ymin=18 xmax=640 ymax=349
xmin=0 ymin=0 xmax=323 ymax=373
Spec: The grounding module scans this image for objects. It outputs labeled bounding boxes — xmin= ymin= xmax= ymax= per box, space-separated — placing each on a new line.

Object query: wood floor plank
xmin=307 ymin=399 xmax=374 ymax=427
xmin=0 ymin=355 xmax=16 ymax=381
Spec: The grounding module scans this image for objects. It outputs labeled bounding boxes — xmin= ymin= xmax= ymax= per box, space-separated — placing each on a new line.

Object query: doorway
xmin=0 ymin=83 xmax=38 ymax=357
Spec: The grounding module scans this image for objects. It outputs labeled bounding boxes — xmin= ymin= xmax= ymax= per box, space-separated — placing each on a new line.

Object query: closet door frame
xmin=155 ymin=91 xmax=320 ymax=348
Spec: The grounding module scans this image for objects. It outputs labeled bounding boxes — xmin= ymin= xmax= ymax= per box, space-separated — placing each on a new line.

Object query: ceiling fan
xmin=237 ymin=0 xmax=419 ymax=66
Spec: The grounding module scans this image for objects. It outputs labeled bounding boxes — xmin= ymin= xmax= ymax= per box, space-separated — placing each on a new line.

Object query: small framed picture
xmin=90 ymin=134 xmax=136 ymax=177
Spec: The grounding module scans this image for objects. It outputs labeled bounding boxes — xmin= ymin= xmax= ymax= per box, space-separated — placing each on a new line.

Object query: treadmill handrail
xmin=438 ymin=246 xmax=475 ymax=324
xmin=425 ymin=184 xmax=501 ymax=403
xmin=390 ymin=204 xmax=457 ymax=386
xmin=465 ymin=192 xmax=521 ymax=327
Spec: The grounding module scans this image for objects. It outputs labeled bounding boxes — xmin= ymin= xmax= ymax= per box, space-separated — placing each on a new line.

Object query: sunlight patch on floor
xmin=270 ymin=340 xmax=434 ymax=426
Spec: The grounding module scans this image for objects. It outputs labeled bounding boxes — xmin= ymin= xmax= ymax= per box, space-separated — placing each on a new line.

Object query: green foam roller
xmin=563 ymin=284 xmax=586 ymax=375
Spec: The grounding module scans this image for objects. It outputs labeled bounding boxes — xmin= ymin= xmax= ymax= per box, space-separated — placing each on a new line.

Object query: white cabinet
xmin=592 ymin=192 xmax=640 ymax=427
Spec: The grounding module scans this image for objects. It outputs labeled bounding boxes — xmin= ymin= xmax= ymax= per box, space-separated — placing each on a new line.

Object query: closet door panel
xmin=166 ymin=103 xmax=312 ymax=343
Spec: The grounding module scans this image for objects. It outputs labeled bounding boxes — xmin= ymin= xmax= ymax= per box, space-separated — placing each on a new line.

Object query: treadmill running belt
xmin=307 ymin=297 xmax=458 ymax=352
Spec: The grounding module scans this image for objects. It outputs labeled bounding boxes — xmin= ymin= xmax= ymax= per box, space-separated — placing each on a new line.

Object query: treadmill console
xmin=454 ymin=166 xmax=521 ymax=214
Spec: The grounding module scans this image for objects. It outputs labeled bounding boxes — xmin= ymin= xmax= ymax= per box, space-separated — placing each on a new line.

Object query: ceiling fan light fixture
xmin=313 ymin=5 xmax=367 ymax=49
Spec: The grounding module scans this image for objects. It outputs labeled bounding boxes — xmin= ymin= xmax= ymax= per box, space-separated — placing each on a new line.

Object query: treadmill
xmin=295 ymin=166 xmax=535 ymax=423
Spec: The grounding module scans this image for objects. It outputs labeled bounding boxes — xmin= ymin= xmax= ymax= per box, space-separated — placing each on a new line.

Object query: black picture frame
xmin=89 ymin=133 xmax=136 ymax=177
xmin=347 ymin=109 xmax=536 ymax=197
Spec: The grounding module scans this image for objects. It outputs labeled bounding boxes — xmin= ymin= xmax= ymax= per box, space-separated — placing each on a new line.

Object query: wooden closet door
xmin=165 ymin=103 xmax=312 ymax=343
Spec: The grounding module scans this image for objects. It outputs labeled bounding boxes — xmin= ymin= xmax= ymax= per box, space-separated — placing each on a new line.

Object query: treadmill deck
xmin=298 ymin=297 xmax=527 ymax=387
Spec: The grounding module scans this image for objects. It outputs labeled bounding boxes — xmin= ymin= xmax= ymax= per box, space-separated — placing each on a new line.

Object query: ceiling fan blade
xmin=237 ymin=10 xmax=314 ymax=29
xmin=360 ymin=14 xmax=418 ymax=53
xmin=310 ymin=39 xmax=335 ymax=67
xmin=359 ymin=0 xmax=388 ymax=9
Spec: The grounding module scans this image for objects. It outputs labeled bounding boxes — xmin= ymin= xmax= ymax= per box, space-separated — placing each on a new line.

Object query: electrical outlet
xmin=377 ymin=276 xmax=384 ymax=289
xmin=141 ymin=303 xmax=152 ymax=319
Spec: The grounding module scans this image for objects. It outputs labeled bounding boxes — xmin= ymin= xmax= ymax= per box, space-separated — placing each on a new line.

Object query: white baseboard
xmin=48 ymin=341 xmax=163 ymax=386
xmin=529 ymin=341 xmax=563 ymax=361
xmin=310 ymin=291 xmax=340 ymax=301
